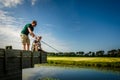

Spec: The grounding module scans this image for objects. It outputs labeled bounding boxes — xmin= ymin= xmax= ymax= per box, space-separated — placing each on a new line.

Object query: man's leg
xmin=21 ymin=34 xmax=28 ymax=50
xmin=22 ymin=44 xmax=26 ymax=50
xmin=26 ymin=36 xmax=30 ymax=51
xmin=26 ymin=44 xmax=30 ymax=50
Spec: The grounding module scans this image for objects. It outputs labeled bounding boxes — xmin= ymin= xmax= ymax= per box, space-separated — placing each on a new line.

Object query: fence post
xmin=5 ymin=46 xmax=12 ymax=50
xmin=39 ymin=51 xmax=43 ymax=63
xmin=4 ymin=49 xmax=7 ymax=73
xmin=20 ymin=51 xmax=23 ymax=69
xmin=31 ymin=52 xmax=34 ymax=67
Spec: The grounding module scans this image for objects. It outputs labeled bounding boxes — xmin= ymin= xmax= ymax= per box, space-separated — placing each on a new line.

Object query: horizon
xmin=0 ymin=0 xmax=120 ymax=52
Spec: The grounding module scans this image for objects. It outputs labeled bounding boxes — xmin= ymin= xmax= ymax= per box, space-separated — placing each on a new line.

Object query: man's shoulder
xmin=25 ymin=23 xmax=31 ymax=27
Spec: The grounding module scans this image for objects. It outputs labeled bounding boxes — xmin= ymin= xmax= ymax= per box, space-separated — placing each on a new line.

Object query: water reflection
xmin=23 ymin=66 xmax=120 ymax=80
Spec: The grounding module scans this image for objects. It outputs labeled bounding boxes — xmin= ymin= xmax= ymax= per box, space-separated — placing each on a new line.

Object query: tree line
xmin=47 ymin=49 xmax=120 ymax=57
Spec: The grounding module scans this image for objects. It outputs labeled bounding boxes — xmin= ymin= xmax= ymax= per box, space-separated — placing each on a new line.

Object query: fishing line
xmin=41 ymin=41 xmax=60 ymax=53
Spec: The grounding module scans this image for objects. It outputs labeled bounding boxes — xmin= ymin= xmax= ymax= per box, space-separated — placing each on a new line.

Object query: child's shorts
xmin=20 ymin=34 xmax=30 ymax=44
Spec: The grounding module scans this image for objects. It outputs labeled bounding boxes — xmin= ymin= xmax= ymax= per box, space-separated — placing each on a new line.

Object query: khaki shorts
xmin=20 ymin=34 xmax=30 ymax=44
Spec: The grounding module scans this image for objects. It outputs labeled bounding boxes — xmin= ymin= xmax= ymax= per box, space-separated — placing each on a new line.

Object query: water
xmin=23 ymin=66 xmax=120 ymax=80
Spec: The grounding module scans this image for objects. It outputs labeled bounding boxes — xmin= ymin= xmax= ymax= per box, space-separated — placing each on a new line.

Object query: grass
xmin=48 ymin=57 xmax=120 ymax=62
xmin=39 ymin=77 xmax=59 ymax=80
xmin=47 ymin=57 xmax=120 ymax=69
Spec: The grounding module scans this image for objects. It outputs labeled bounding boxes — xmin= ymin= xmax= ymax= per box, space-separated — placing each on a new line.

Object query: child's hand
xmin=34 ymin=36 xmax=37 ymax=39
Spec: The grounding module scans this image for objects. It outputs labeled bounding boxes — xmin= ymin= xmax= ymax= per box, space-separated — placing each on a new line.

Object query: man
xmin=20 ymin=20 xmax=37 ymax=50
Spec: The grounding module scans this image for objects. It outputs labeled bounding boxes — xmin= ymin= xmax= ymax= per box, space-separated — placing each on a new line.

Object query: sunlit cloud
xmin=0 ymin=0 xmax=23 ymax=8
xmin=0 ymin=10 xmax=16 ymax=25
xmin=0 ymin=10 xmax=22 ymax=49
xmin=31 ymin=0 xmax=37 ymax=6
xmin=0 ymin=25 xmax=22 ymax=49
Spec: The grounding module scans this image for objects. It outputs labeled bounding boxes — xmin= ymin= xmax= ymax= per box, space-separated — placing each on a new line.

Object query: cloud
xmin=0 ymin=10 xmax=16 ymax=25
xmin=31 ymin=0 xmax=37 ymax=5
xmin=0 ymin=0 xmax=38 ymax=7
xmin=0 ymin=25 xmax=22 ymax=49
xmin=0 ymin=10 xmax=22 ymax=49
xmin=0 ymin=10 xmax=29 ymax=49
xmin=0 ymin=0 xmax=23 ymax=8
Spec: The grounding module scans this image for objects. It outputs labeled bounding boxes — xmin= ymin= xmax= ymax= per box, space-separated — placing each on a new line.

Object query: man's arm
xmin=28 ymin=27 xmax=35 ymax=37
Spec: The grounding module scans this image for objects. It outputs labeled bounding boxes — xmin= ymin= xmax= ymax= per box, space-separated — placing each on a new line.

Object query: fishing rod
xmin=41 ymin=41 xmax=60 ymax=53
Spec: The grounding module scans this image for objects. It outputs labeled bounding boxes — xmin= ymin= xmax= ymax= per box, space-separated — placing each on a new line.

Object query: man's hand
xmin=34 ymin=36 xmax=37 ymax=39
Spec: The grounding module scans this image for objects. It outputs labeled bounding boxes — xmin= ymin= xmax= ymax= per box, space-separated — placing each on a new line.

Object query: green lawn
xmin=48 ymin=57 xmax=120 ymax=63
xmin=46 ymin=57 xmax=120 ymax=68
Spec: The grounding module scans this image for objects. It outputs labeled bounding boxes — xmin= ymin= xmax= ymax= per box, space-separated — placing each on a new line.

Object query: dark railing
xmin=0 ymin=48 xmax=47 ymax=80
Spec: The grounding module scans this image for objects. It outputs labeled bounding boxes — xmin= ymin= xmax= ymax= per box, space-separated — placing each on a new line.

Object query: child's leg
xmin=31 ymin=44 xmax=35 ymax=51
xmin=35 ymin=46 xmax=38 ymax=51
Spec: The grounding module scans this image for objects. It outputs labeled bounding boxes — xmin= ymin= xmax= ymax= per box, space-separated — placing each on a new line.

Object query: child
xmin=31 ymin=36 xmax=42 ymax=51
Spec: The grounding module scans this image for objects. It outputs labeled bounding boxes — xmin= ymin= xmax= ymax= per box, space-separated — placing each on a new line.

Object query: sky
xmin=0 ymin=0 xmax=120 ymax=52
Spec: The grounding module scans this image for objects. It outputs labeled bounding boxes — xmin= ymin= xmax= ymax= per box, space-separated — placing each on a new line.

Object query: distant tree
xmin=107 ymin=49 xmax=117 ymax=57
xmin=87 ymin=51 xmax=95 ymax=56
xmin=58 ymin=52 xmax=64 ymax=56
xmin=84 ymin=53 xmax=89 ymax=57
xmin=117 ymin=49 xmax=120 ymax=57
xmin=63 ymin=52 xmax=70 ymax=56
xmin=76 ymin=51 xmax=84 ymax=56
xmin=47 ymin=52 xmax=56 ymax=56
xmin=84 ymin=52 xmax=91 ymax=57
xmin=69 ymin=52 xmax=76 ymax=57
xmin=47 ymin=49 xmax=120 ymax=57
xmin=91 ymin=52 xmax=95 ymax=57
xmin=96 ymin=50 xmax=104 ymax=57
